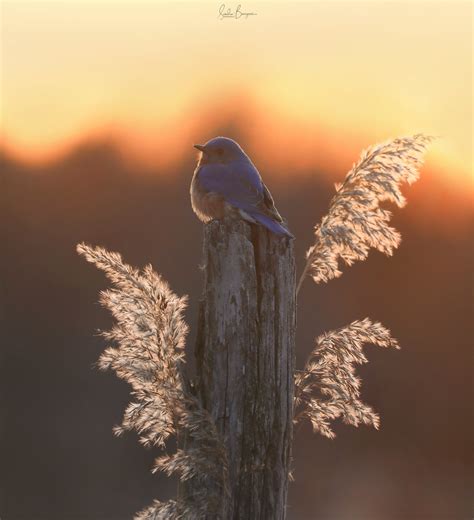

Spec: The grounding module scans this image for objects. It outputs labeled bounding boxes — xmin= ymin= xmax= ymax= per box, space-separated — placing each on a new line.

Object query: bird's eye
xmin=216 ymin=148 xmax=224 ymax=156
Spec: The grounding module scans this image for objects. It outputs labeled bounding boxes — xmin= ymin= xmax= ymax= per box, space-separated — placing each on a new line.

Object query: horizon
xmin=1 ymin=1 xmax=472 ymax=191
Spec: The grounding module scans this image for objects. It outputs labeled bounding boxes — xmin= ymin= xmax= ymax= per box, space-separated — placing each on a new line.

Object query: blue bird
xmin=190 ymin=137 xmax=293 ymax=238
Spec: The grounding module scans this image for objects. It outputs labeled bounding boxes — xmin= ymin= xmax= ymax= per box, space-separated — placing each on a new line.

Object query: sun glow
xmin=1 ymin=1 xmax=472 ymax=188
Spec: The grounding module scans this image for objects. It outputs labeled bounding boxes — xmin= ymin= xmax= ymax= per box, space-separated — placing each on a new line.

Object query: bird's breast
xmin=190 ymin=168 xmax=226 ymax=222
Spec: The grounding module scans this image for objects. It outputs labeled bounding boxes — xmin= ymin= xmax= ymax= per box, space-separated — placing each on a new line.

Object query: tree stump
xmin=194 ymin=218 xmax=296 ymax=519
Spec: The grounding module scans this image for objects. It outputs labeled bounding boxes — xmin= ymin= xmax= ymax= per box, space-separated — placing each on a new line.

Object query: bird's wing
xmin=199 ymin=161 xmax=285 ymax=224
xmin=198 ymin=162 xmax=264 ymax=209
xmin=261 ymin=182 xmax=284 ymax=223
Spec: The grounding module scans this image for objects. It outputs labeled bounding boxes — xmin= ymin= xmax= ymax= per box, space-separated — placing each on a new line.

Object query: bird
xmin=190 ymin=137 xmax=293 ymax=238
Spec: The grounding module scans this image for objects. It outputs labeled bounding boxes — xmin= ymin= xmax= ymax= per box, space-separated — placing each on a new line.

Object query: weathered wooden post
xmin=194 ymin=217 xmax=296 ymax=519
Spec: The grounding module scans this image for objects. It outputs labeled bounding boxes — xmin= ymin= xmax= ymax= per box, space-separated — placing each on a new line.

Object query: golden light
xmin=1 ymin=1 xmax=472 ymax=189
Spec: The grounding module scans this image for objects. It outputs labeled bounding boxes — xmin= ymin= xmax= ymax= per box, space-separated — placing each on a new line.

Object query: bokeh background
xmin=1 ymin=1 xmax=472 ymax=519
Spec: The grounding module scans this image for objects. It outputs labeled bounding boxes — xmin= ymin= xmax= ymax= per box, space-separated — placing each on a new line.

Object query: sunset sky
xmin=1 ymin=1 xmax=472 ymax=188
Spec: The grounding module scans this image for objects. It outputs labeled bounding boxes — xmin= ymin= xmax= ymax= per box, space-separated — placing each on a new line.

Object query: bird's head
xmin=194 ymin=137 xmax=248 ymax=165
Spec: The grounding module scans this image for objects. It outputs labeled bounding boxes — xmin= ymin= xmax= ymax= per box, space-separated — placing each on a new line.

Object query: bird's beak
xmin=194 ymin=144 xmax=206 ymax=153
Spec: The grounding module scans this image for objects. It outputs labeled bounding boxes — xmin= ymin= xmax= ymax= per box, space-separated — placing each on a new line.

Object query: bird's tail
xmin=248 ymin=211 xmax=294 ymax=239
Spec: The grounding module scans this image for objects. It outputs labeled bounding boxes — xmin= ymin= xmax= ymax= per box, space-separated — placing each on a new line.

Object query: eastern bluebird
xmin=190 ymin=137 xmax=293 ymax=238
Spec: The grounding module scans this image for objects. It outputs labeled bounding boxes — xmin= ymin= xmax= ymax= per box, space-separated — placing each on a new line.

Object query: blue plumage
xmin=190 ymin=137 xmax=293 ymax=238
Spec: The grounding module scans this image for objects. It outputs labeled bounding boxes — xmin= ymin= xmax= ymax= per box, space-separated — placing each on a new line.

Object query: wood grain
xmin=194 ymin=218 xmax=296 ymax=519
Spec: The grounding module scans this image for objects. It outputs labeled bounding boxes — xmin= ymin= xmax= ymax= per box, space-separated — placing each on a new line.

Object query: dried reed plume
xmin=296 ymin=134 xmax=433 ymax=292
xmin=295 ymin=135 xmax=432 ymax=438
xmin=294 ymin=318 xmax=399 ymax=439
xmin=77 ymin=244 xmax=227 ymax=520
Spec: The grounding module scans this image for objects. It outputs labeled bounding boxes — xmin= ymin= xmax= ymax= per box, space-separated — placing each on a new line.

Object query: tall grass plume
xmin=297 ymin=134 xmax=433 ymax=291
xmin=294 ymin=134 xmax=432 ymax=440
xmin=294 ymin=319 xmax=399 ymax=439
xmin=77 ymin=244 xmax=227 ymax=520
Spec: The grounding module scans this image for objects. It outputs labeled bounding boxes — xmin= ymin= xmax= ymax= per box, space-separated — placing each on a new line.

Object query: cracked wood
xmin=194 ymin=218 xmax=296 ymax=519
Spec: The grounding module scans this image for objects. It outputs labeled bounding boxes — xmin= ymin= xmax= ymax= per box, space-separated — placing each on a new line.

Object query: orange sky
xmin=1 ymin=1 xmax=472 ymax=187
